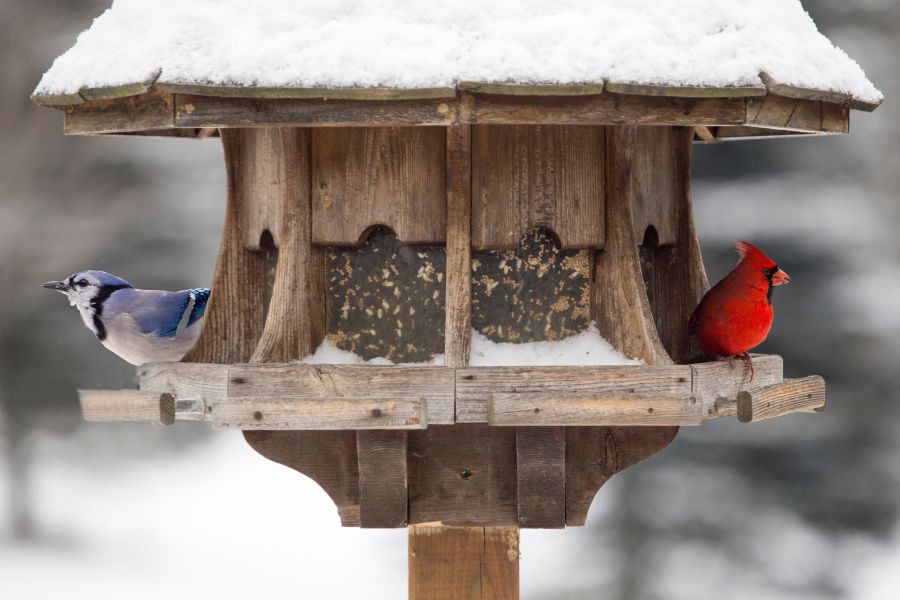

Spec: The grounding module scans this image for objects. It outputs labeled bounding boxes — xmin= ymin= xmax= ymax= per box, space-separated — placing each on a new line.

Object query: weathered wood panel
xmin=312 ymin=127 xmax=446 ymax=245
xmin=183 ymin=129 xmax=270 ymax=364
xmin=212 ymin=396 xmax=426 ymax=430
xmin=635 ymin=126 xmax=710 ymax=363
xmin=358 ymin=430 xmax=409 ymax=527
xmin=471 ymin=125 xmax=604 ymax=249
xmin=64 ymin=91 xmax=174 ymax=135
xmin=745 ymin=94 xmax=847 ymax=133
xmin=444 ymin=125 xmax=473 ymax=368
xmin=737 ymin=376 xmax=826 ymax=423
xmin=78 ymin=390 xmax=175 ymax=425
xmin=227 ymin=363 xmax=454 ymax=425
xmin=326 ymin=228 xmax=445 ymax=363
xmin=409 ymin=525 xmax=519 ymax=600
xmin=516 ymin=427 xmax=565 ymax=528
xmin=408 ymin=424 xmax=517 ymax=525
xmin=456 ymin=365 xmax=690 ymax=423
xmin=491 ymin=392 xmax=703 ymax=426
xmin=461 ymin=92 xmax=747 ymax=126
xmin=244 ymin=430 xmax=361 ymax=526
xmin=471 ymin=230 xmax=591 ymax=345
xmin=175 ymin=94 xmax=457 ymax=127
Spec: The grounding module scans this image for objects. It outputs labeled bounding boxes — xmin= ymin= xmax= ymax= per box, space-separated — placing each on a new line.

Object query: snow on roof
xmin=34 ymin=0 xmax=882 ymax=109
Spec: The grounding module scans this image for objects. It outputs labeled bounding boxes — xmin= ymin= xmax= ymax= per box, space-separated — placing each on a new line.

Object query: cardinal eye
xmin=763 ymin=266 xmax=778 ymax=278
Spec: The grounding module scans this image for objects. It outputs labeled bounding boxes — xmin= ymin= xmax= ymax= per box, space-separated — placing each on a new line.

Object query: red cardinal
xmin=689 ymin=241 xmax=790 ymax=380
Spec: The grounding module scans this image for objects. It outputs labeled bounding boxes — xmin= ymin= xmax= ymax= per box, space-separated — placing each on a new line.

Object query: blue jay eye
xmin=77 ymin=279 xmax=89 ymax=287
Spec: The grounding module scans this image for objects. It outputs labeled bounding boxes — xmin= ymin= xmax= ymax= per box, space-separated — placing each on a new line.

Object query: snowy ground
xmin=0 ymin=430 xmax=619 ymax=599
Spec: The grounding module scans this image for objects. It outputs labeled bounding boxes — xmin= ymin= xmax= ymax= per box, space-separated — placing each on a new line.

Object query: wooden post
xmin=407 ymin=124 xmax=520 ymax=599
xmin=409 ymin=525 xmax=519 ymax=600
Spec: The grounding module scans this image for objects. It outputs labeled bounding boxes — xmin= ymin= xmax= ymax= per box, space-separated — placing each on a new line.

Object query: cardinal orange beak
xmin=771 ymin=268 xmax=790 ymax=286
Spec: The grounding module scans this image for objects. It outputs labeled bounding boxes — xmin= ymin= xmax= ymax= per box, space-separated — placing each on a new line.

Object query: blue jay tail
xmin=43 ymin=281 xmax=69 ymax=292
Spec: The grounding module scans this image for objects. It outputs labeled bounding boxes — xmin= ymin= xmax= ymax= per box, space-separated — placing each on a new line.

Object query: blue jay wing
xmin=126 ymin=290 xmax=194 ymax=338
xmin=187 ymin=288 xmax=211 ymax=327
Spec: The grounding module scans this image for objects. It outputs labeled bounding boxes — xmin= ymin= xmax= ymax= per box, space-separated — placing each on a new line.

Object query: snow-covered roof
xmin=34 ymin=0 xmax=882 ymax=111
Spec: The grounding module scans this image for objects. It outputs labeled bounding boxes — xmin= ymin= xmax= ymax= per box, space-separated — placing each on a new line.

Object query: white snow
xmin=34 ymin=0 xmax=881 ymax=107
xmin=299 ymin=325 xmax=641 ymax=366
xmin=468 ymin=325 xmax=643 ymax=366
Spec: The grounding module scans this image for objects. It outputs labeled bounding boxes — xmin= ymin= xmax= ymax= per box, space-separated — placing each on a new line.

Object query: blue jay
xmin=43 ymin=270 xmax=210 ymax=365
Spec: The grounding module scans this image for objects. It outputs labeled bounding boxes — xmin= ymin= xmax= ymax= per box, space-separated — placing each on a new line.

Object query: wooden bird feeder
xmin=37 ymin=4 xmax=880 ymax=598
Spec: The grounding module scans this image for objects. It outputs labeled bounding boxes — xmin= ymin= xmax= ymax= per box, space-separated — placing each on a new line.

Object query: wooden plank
xmin=459 ymin=81 xmax=605 ymax=96
xmin=175 ymin=94 xmax=456 ymax=127
xmin=409 ymin=525 xmax=519 ymax=600
xmin=710 ymin=125 xmax=827 ymax=141
xmin=737 ymin=376 xmax=826 ymax=423
xmin=78 ymin=390 xmax=175 ymax=425
xmin=182 ymin=130 xmax=269 ymax=364
xmin=408 ymin=424 xmax=517 ymax=525
xmin=692 ymin=355 xmax=783 ymax=417
xmin=139 ymin=362 xmax=229 ymax=405
xmin=311 ymin=127 xmax=446 ymax=245
xmin=635 ymin=126 xmax=710 ymax=363
xmin=593 ymin=126 xmax=673 ymax=365
xmin=456 ymin=365 xmax=690 ymax=423
xmin=247 ymin=128 xmax=328 ymax=363
xmin=445 ymin=125 xmax=472 ymax=369
xmin=565 ymin=426 xmax=677 ymax=525
xmin=745 ymin=94 xmax=841 ymax=133
xmin=228 ymin=364 xmax=455 ymax=425
xmin=461 ymin=92 xmax=747 ymax=126
xmin=157 ymin=82 xmax=456 ymax=101
xmin=471 ymin=125 xmax=605 ymax=249
xmin=64 ymin=92 xmax=174 ymax=135
xmin=358 ymin=430 xmax=409 ymax=527
xmin=606 ymin=82 xmax=765 ymax=98
xmin=516 ymin=427 xmax=565 ymax=528
xmin=492 ymin=392 xmax=703 ymax=426
xmin=212 ymin=396 xmax=426 ymax=430
xmin=244 ymin=430 xmax=361 ymax=526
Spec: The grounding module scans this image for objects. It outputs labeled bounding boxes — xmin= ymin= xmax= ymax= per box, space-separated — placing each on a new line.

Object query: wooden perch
xmin=78 ymin=389 xmax=175 ymax=425
xmin=213 ymin=396 xmax=426 ymax=430
xmin=489 ymin=392 xmax=703 ymax=426
xmin=737 ymin=376 xmax=826 ymax=423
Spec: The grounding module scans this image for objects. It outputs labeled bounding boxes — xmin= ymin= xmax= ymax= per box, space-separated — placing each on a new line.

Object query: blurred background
xmin=1 ymin=1 xmax=897 ymax=598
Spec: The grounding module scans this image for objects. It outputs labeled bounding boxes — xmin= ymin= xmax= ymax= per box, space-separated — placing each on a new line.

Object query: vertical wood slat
xmin=516 ymin=426 xmax=565 ymax=528
xmin=311 ymin=127 xmax=446 ymax=245
xmin=569 ymin=125 xmax=679 ymax=525
xmin=183 ymin=129 xmax=269 ymax=364
xmin=471 ymin=125 xmax=605 ymax=250
xmin=636 ymin=126 xmax=709 ymax=363
xmin=358 ymin=430 xmax=408 ymax=528
xmin=409 ymin=525 xmax=519 ymax=600
xmin=444 ymin=124 xmax=472 ymax=369
xmin=250 ymin=128 xmax=327 ymax=363
xmin=592 ymin=126 xmax=671 ymax=365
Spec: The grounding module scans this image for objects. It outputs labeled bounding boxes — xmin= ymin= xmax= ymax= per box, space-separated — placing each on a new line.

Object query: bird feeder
xmin=35 ymin=3 xmax=880 ymax=598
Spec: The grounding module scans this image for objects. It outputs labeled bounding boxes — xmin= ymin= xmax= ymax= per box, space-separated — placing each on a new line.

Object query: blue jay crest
xmin=44 ymin=270 xmax=210 ymax=365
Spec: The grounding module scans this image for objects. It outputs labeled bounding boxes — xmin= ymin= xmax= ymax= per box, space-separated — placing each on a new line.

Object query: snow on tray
xmin=298 ymin=325 xmax=641 ymax=367
xmin=34 ymin=0 xmax=881 ymax=108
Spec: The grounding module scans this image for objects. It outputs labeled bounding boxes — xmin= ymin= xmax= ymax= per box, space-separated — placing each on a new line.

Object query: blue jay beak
xmin=42 ymin=280 xmax=69 ymax=292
